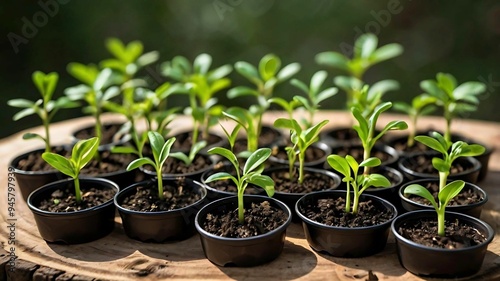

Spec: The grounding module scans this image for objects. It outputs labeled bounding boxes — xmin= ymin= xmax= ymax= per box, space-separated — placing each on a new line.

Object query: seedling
xmin=228 ymin=54 xmax=300 ymax=136
xmin=393 ymin=94 xmax=437 ymax=147
xmin=352 ymin=102 xmax=408 ymax=175
xmin=420 ymin=73 xmax=486 ymax=143
xmin=126 ymin=132 xmax=176 ymax=200
xmin=205 ymin=147 xmax=274 ymax=224
xmin=8 ymin=71 xmax=79 ymax=152
xmin=162 ymin=53 xmax=232 ymax=144
xmin=273 ymin=119 xmax=329 ymax=184
xmin=290 ymin=70 xmax=338 ymax=127
xmin=403 ymin=132 xmax=485 ymax=236
xmin=327 ymin=155 xmax=390 ymax=214
xmin=170 ymin=140 xmax=207 ymax=166
xmin=223 ymin=107 xmax=260 ymax=152
xmin=41 ymin=137 xmax=100 ymax=204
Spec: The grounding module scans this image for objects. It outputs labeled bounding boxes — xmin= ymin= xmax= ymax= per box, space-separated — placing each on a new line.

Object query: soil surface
xmin=405 ymin=181 xmax=483 ymax=206
xmin=14 ymin=146 xmax=69 ymax=172
xmin=202 ymin=200 xmax=288 ymax=238
xmin=74 ymin=123 xmax=128 ymax=145
xmin=38 ymin=185 xmax=116 ymax=212
xmin=270 ymin=145 xmax=326 ymax=164
xmin=397 ymin=218 xmax=487 ymax=249
xmin=269 ymin=168 xmax=337 ymax=193
xmin=324 ymin=127 xmax=361 ymax=143
xmin=119 ymin=180 xmax=202 ymax=212
xmin=143 ymin=154 xmax=212 ymax=175
xmin=391 ymin=138 xmax=430 ymax=154
xmin=403 ymin=154 xmax=474 ymax=175
xmin=299 ymin=196 xmax=394 ymax=227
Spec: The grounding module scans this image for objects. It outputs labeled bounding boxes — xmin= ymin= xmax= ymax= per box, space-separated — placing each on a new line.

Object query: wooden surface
xmin=1 ymin=111 xmax=499 ymax=281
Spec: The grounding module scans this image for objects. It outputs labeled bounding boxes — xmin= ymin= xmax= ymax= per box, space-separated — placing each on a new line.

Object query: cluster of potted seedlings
xmin=9 ymin=34 xmax=495 ymax=278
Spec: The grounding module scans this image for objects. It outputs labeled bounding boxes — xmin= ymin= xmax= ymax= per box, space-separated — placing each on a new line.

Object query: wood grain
xmin=1 ymin=111 xmax=499 ymax=281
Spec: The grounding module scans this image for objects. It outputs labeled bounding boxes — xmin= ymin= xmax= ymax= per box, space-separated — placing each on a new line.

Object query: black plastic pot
xmin=295 ymin=190 xmax=397 ymax=257
xmin=268 ymin=141 xmax=331 ymax=169
xmin=10 ymin=147 xmax=68 ymax=201
xmin=397 ymin=151 xmax=481 ymax=184
xmin=71 ymin=122 xmax=131 ymax=151
xmin=398 ymin=179 xmax=488 ymax=218
xmin=391 ymin=210 xmax=494 ymax=277
xmin=200 ymin=162 xmax=265 ymax=201
xmin=264 ymin=166 xmax=341 ymax=220
xmin=27 ymin=178 xmax=119 ymax=244
xmin=195 ymin=195 xmax=292 ymax=267
xmin=363 ymin=166 xmax=404 ymax=212
xmin=114 ymin=178 xmax=207 ymax=242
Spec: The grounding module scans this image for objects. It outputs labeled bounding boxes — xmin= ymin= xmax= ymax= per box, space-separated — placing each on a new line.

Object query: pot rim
xmin=114 ymin=178 xmax=208 ymax=215
xmin=9 ymin=146 xmax=71 ymax=175
xmin=398 ymin=178 xmax=488 ymax=209
xmin=398 ymin=152 xmax=482 ymax=179
xmin=27 ymin=177 xmax=119 ymax=216
xmin=391 ymin=210 xmax=495 ymax=252
xmin=195 ymin=195 xmax=292 ymax=242
xmin=295 ymin=190 xmax=398 ymax=231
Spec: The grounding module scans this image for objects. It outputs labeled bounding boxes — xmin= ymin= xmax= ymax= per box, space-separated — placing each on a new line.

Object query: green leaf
xmin=208 ymin=64 xmax=232 ymax=81
xmin=169 ymin=152 xmax=190 ymax=165
xmin=345 ymin=155 xmax=359 ymax=176
xmin=420 ymin=80 xmax=448 ymax=101
xmin=32 ymin=71 xmax=59 ymax=103
xmin=208 ymin=147 xmax=238 ymax=168
xmin=359 ymin=157 xmax=381 ymax=167
xmin=234 ymin=61 xmax=261 ymax=85
xmin=259 ymin=54 xmax=281 ymax=81
xmin=42 ymin=152 xmax=75 ymax=178
xmin=248 ymin=174 xmax=274 ymax=197
xmin=327 ymin=155 xmax=350 ymax=178
xmin=351 ymin=107 xmax=368 ymax=141
xmin=22 ymin=132 xmax=43 ymax=140
xmin=392 ymin=102 xmax=412 ymax=114
xmin=12 ymin=108 xmax=36 ymax=121
xmin=94 ymin=68 xmax=113 ymax=91
xmin=148 ymin=131 xmax=165 ymax=161
xmin=404 ymin=184 xmax=438 ymax=210
xmin=7 ymin=98 xmax=35 ymax=108
xmin=136 ymin=51 xmax=160 ymax=68
xmin=67 ymin=62 xmax=98 ymax=86
xmin=303 ymin=120 xmax=328 ymax=146
xmin=370 ymin=43 xmax=403 ymax=64
xmin=415 ymin=135 xmax=447 ymax=154
xmin=355 ymin=33 xmax=378 ymax=59
xmin=366 ymin=173 xmax=391 ymax=188
xmin=276 ymin=62 xmax=301 ymax=82
xmin=436 ymin=73 xmax=457 ymax=94
xmin=438 ymin=180 xmax=465 ymax=207
xmin=127 ymin=158 xmax=155 ymax=171
xmin=227 ymin=86 xmax=258 ymax=99
xmin=244 ymin=148 xmax=271 ymax=174
xmin=194 ymin=53 xmax=212 ymax=75
xmin=453 ymin=82 xmax=486 ymax=100
xmin=316 ymin=88 xmax=338 ymax=104
xmin=158 ymin=137 xmax=176 ymax=167
xmin=459 ymin=144 xmax=485 ymax=157
xmin=205 ymin=172 xmax=236 ymax=183
xmin=111 ymin=146 xmax=138 ymax=155
xmin=310 ymin=70 xmax=327 ymax=95
xmin=315 ymin=51 xmax=349 ymax=72
xmin=334 ymin=76 xmax=363 ymax=92
xmin=290 ymin=79 xmax=309 ymax=95
xmin=367 ymin=80 xmax=399 ymax=101
xmin=72 ymin=137 xmax=99 ymax=170
xmin=432 ymin=158 xmax=450 ymax=173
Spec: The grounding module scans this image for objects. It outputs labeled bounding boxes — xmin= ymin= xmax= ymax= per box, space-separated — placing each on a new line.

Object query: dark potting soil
xmin=14 ymin=146 xmax=69 ymax=172
xmin=271 ymin=145 xmax=325 ymax=163
xmin=392 ymin=138 xmax=429 ymax=154
xmin=38 ymin=185 xmax=116 ymax=212
xmin=404 ymin=154 xmax=473 ymax=175
xmin=299 ymin=197 xmax=394 ymax=227
xmin=397 ymin=218 xmax=487 ymax=249
xmin=270 ymin=169 xmax=337 ymax=193
xmin=82 ymin=151 xmax=136 ymax=175
xmin=143 ymin=154 xmax=212 ymax=175
xmin=406 ymin=182 xmax=483 ymax=206
xmin=74 ymin=123 xmax=127 ymax=145
xmin=120 ymin=181 xmax=202 ymax=212
xmin=202 ymin=201 xmax=288 ymax=238
xmin=333 ymin=146 xmax=393 ymax=164
xmin=326 ymin=127 xmax=360 ymax=143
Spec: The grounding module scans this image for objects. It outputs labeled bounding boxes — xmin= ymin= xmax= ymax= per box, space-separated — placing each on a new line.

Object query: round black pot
xmin=114 ymin=178 xmax=207 ymax=242
xmin=295 ymin=190 xmax=398 ymax=257
xmin=10 ymin=148 xmax=67 ymax=201
xmin=398 ymin=179 xmax=488 ymax=218
xmin=397 ymin=151 xmax=481 ymax=184
xmin=268 ymin=141 xmax=331 ymax=169
xmin=391 ymin=210 xmax=494 ymax=277
xmin=200 ymin=162 xmax=265 ymax=201
xmin=27 ymin=178 xmax=119 ymax=244
xmin=361 ymin=166 xmax=404 ymax=212
xmin=195 ymin=195 xmax=292 ymax=267
xmin=71 ymin=122 xmax=131 ymax=151
xmin=264 ymin=166 xmax=341 ymax=221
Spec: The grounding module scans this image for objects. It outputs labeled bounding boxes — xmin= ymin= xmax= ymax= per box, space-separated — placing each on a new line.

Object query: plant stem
xmin=352 ymin=190 xmax=359 ymax=214
xmin=74 ymin=177 xmax=82 ymax=203
xmin=298 ymin=151 xmax=305 ymax=184
xmin=363 ymin=147 xmax=371 ymax=175
xmin=439 ymin=171 xmax=448 ymax=192
xmin=43 ymin=117 xmax=51 ymax=153
xmin=407 ymin=115 xmax=416 ymax=148
xmin=238 ymin=184 xmax=245 ymax=224
xmin=444 ymin=108 xmax=452 ymax=143
xmin=157 ymin=167 xmax=164 ymax=200
xmin=345 ymin=180 xmax=351 ymax=213
xmin=437 ymin=209 xmax=445 ymax=236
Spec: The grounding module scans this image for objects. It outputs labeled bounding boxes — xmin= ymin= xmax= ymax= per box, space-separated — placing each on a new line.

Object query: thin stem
xmin=157 ymin=167 xmax=164 ymax=200
xmin=43 ymin=117 xmax=51 ymax=153
xmin=407 ymin=115 xmax=417 ymax=148
xmin=352 ymin=190 xmax=360 ymax=214
xmin=74 ymin=177 xmax=82 ymax=203
xmin=439 ymin=171 xmax=449 ymax=192
xmin=437 ymin=208 xmax=445 ymax=236
xmin=238 ymin=184 xmax=245 ymax=224
xmin=298 ymin=151 xmax=305 ymax=184
xmin=363 ymin=147 xmax=371 ymax=175
xmin=345 ymin=180 xmax=351 ymax=213
xmin=444 ymin=107 xmax=452 ymax=143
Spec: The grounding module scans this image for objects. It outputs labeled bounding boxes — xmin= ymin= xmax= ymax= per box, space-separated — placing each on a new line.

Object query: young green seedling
xmin=205 ymin=147 xmax=274 ymax=224
xmin=327 ymin=155 xmax=390 ymax=214
xmin=273 ymin=119 xmax=329 ymax=184
xmin=8 ymin=71 xmax=79 ymax=152
xmin=420 ymin=73 xmax=486 ymax=143
xmin=126 ymin=132 xmax=176 ymax=200
xmin=393 ymin=94 xmax=437 ymax=147
xmin=223 ymin=107 xmax=260 ymax=152
xmin=404 ymin=132 xmax=485 ymax=236
xmin=170 ymin=140 xmax=207 ymax=166
xmin=228 ymin=54 xmax=301 ymax=136
xmin=41 ymin=137 xmax=100 ymax=204
xmin=352 ymin=102 xmax=408 ymax=175
xmin=290 ymin=70 xmax=338 ymax=127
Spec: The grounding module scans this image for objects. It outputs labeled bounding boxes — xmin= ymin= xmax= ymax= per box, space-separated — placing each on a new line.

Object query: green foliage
xmin=352 ymin=102 xmax=408 ymax=174
xmin=223 ymin=107 xmax=260 ymax=152
xmin=42 ymin=137 xmax=100 ymax=203
xmin=420 ymin=73 xmax=486 ymax=142
xmin=290 ymin=70 xmax=338 ymax=127
xmin=170 ymin=140 xmax=207 ymax=166
xmin=273 ymin=118 xmax=329 ymax=184
xmin=205 ymin=147 xmax=274 ymax=224
xmin=8 ymin=71 xmax=79 ymax=152
xmin=327 ymin=154 xmax=390 ymax=214
xmin=126 ymin=132 xmax=176 ymax=200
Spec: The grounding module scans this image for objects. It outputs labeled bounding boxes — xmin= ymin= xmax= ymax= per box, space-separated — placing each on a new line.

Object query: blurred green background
xmin=2 ymin=0 xmax=499 ymax=139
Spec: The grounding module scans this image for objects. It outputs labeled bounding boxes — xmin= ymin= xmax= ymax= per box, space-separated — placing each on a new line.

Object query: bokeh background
xmin=2 ymin=0 xmax=499 ymax=139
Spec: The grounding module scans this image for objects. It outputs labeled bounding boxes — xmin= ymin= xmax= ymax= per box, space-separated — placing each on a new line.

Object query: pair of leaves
xmin=126 ymin=133 xmax=176 ymax=175
xmin=170 ymin=140 xmax=207 ymax=166
xmin=327 ymin=155 xmax=389 ymax=188
xmin=290 ymin=70 xmax=339 ymax=114
xmin=274 ymin=118 xmax=328 ymax=154
xmin=404 ymin=180 xmax=466 ymax=213
xmin=393 ymin=94 xmax=437 ymax=117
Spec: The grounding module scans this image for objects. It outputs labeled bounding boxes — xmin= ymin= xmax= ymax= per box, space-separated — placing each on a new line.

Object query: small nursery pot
xmin=398 ymin=151 xmax=481 ymax=184
xmin=268 ymin=141 xmax=331 ymax=169
xmin=264 ymin=166 xmax=341 ymax=220
xmin=10 ymin=147 xmax=67 ymax=201
xmin=398 ymin=179 xmax=488 ymax=218
xmin=195 ymin=195 xmax=292 ymax=267
xmin=363 ymin=166 xmax=404 ymax=211
xmin=27 ymin=178 xmax=119 ymax=244
xmin=71 ymin=122 xmax=131 ymax=151
xmin=391 ymin=210 xmax=494 ymax=277
xmin=114 ymin=178 xmax=207 ymax=242
xmin=295 ymin=190 xmax=398 ymax=258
